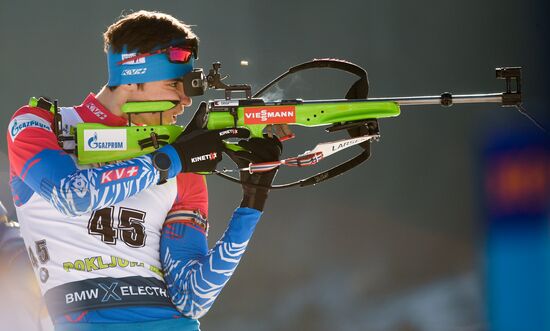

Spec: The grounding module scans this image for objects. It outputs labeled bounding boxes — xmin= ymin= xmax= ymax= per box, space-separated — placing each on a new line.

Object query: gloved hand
xmin=153 ymin=103 xmax=249 ymax=183
xmin=228 ymin=137 xmax=282 ymax=211
xmin=182 ymin=102 xmax=208 ymax=135
xmin=171 ymin=127 xmax=250 ymax=173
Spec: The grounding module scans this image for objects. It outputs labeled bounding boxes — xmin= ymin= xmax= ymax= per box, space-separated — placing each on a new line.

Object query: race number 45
xmin=88 ymin=206 xmax=147 ymax=247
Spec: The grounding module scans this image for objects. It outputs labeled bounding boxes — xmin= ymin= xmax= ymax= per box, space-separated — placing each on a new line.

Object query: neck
xmin=95 ymin=86 xmax=129 ymax=119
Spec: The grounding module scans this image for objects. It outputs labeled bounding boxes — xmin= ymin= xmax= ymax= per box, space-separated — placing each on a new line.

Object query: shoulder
xmin=10 ymin=102 xmax=54 ymax=123
xmin=7 ymin=105 xmax=54 ymax=142
xmin=171 ymin=173 xmax=208 ymax=217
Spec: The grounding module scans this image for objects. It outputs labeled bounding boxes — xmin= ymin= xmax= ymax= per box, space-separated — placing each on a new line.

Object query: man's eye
xmin=169 ymin=81 xmax=179 ymax=88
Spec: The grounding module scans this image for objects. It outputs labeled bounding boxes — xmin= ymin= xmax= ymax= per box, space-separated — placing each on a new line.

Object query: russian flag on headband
xmin=482 ymin=129 xmax=550 ymax=331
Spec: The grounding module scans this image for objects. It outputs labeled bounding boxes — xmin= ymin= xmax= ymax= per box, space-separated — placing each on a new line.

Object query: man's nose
xmin=180 ymin=94 xmax=192 ymax=107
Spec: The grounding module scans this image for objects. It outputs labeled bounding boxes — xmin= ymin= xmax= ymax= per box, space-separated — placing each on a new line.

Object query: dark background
xmin=1 ymin=1 xmax=547 ymax=330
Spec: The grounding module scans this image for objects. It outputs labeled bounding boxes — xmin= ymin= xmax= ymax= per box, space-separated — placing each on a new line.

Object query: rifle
xmin=55 ymin=59 xmax=537 ymax=188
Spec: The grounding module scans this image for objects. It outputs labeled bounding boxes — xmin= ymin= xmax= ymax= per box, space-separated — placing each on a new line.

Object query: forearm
xmin=8 ymin=109 xmax=182 ymax=216
xmin=161 ymin=207 xmax=261 ymax=319
xmin=22 ymin=149 xmax=161 ymax=216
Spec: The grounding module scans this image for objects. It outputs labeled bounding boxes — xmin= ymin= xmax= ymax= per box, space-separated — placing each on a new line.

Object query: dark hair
xmin=103 ymin=10 xmax=197 ymax=54
xmin=104 ymin=10 xmax=197 ymax=90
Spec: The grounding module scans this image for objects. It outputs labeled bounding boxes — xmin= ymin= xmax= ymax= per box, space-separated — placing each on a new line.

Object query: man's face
xmin=127 ymin=79 xmax=191 ymax=125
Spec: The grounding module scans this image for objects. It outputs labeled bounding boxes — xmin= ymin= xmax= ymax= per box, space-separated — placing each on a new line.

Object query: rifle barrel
xmin=298 ymin=92 xmax=506 ymax=107
xmin=367 ymin=93 xmax=503 ymax=106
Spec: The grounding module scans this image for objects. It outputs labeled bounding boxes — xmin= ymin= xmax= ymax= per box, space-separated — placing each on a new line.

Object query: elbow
xmin=189 ymin=308 xmax=211 ymax=320
xmin=167 ymin=276 xmax=215 ymax=320
xmin=176 ymin=300 xmax=212 ymax=320
xmin=43 ymin=170 xmax=97 ymax=217
xmin=45 ymin=193 xmax=91 ymax=217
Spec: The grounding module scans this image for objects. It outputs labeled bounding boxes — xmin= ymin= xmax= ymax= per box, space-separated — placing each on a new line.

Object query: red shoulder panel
xmin=6 ymin=106 xmax=60 ymax=176
xmin=170 ymin=173 xmax=209 ymax=218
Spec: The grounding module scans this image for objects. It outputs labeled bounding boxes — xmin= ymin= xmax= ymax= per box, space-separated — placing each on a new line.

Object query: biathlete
xmin=6 ymin=10 xmax=281 ymax=331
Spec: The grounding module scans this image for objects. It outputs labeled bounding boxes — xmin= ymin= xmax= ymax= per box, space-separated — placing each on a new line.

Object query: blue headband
xmin=107 ymin=45 xmax=194 ymax=86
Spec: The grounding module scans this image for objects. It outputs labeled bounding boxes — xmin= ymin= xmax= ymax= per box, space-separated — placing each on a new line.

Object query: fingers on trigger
xmin=267 ymin=124 xmax=293 ymax=141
